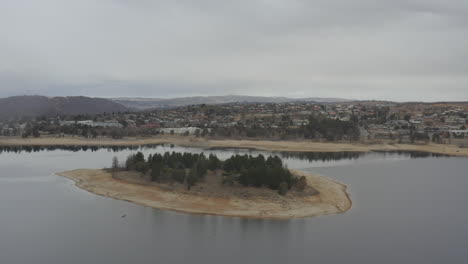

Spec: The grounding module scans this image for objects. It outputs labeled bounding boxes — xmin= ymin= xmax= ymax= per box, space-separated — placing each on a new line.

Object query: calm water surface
xmin=0 ymin=145 xmax=467 ymax=264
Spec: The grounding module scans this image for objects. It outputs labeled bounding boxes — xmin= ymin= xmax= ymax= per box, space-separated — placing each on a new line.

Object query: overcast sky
xmin=1 ymin=0 xmax=468 ymax=101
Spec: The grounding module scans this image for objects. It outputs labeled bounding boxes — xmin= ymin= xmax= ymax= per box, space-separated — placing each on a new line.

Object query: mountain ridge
xmin=111 ymin=95 xmax=352 ymax=110
xmin=0 ymin=95 xmax=128 ymax=120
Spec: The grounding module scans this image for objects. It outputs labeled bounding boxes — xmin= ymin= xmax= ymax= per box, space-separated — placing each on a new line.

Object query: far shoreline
xmin=1 ymin=135 xmax=468 ymax=157
xmin=56 ymin=169 xmax=352 ymax=219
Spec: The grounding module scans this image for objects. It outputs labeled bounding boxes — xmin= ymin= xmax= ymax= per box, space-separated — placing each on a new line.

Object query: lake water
xmin=0 ymin=145 xmax=467 ymax=264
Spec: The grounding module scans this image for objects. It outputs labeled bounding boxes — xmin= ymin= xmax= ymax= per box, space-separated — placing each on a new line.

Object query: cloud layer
xmin=1 ymin=0 xmax=467 ymax=101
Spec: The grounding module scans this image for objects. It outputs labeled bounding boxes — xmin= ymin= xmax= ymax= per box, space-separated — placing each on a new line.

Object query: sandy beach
xmin=1 ymin=135 xmax=468 ymax=157
xmin=57 ymin=169 xmax=352 ymax=219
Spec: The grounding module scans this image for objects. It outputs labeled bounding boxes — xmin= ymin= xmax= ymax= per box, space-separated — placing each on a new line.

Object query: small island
xmin=58 ymin=151 xmax=352 ymax=219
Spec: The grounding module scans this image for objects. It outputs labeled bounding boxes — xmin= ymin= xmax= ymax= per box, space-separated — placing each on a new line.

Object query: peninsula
xmin=57 ymin=151 xmax=352 ymax=219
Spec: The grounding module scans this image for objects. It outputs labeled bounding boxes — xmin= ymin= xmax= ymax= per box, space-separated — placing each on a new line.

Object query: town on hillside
xmin=1 ymin=101 xmax=467 ymax=146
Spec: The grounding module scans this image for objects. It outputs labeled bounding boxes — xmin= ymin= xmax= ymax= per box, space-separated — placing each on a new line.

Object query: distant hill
xmin=0 ymin=96 xmax=128 ymax=120
xmin=112 ymin=95 xmax=351 ymax=110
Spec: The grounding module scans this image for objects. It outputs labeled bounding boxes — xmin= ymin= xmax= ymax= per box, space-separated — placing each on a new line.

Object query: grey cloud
xmin=0 ymin=0 xmax=467 ymax=101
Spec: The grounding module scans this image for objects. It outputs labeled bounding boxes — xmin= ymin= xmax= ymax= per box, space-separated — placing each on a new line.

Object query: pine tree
xmin=111 ymin=156 xmax=119 ymax=171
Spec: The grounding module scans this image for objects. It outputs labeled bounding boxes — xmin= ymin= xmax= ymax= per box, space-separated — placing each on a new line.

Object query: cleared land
xmin=1 ymin=136 xmax=468 ymax=157
xmin=57 ymin=169 xmax=351 ymax=219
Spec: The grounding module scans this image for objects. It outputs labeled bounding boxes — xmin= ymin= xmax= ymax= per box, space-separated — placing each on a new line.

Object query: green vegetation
xmin=299 ymin=115 xmax=360 ymax=141
xmin=210 ymin=115 xmax=360 ymax=141
xmin=111 ymin=156 xmax=120 ymax=171
xmin=120 ymin=151 xmax=300 ymax=194
xmin=223 ymin=154 xmax=296 ymax=190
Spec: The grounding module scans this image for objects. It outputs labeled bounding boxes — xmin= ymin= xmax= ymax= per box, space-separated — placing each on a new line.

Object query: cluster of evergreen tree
xmin=122 ymin=151 xmax=296 ymax=194
xmin=223 ymin=154 xmax=295 ymax=194
xmin=124 ymin=151 xmax=221 ymax=190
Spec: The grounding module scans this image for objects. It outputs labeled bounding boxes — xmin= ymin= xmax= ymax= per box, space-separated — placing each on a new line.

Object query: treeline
xmin=298 ymin=115 xmax=360 ymax=141
xmin=118 ymin=151 xmax=302 ymax=194
xmin=224 ymin=154 xmax=297 ymax=194
xmin=209 ymin=115 xmax=360 ymax=141
xmin=123 ymin=151 xmax=221 ymax=190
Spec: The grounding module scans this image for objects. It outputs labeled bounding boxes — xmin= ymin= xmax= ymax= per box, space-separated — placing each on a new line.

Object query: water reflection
xmin=279 ymin=151 xmax=363 ymax=162
xmin=0 ymin=144 xmax=161 ymax=154
xmin=279 ymin=150 xmax=449 ymax=162
xmin=372 ymin=150 xmax=449 ymax=158
xmin=0 ymin=144 xmax=452 ymax=161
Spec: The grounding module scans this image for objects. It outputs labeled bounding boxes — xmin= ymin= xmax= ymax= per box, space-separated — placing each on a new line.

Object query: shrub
xmin=134 ymin=161 xmax=149 ymax=173
xmin=295 ymin=176 xmax=307 ymax=191
xmin=278 ymin=182 xmax=288 ymax=195
xmin=171 ymin=169 xmax=186 ymax=183
xmin=151 ymin=162 xmax=162 ymax=181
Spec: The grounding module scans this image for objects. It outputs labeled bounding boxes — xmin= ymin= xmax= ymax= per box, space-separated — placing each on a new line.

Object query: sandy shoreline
xmin=1 ymin=136 xmax=468 ymax=157
xmin=56 ymin=169 xmax=352 ymax=219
